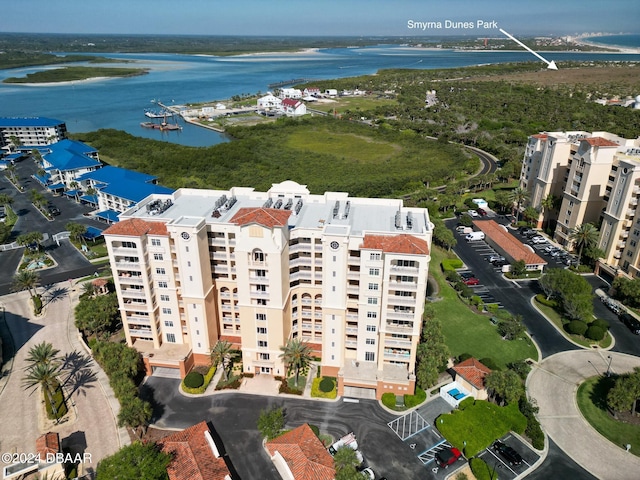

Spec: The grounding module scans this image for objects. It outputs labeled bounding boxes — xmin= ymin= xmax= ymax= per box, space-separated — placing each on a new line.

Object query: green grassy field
xmin=430 ymin=247 xmax=538 ymax=367
xmin=577 ymin=376 xmax=640 ymax=455
xmin=310 ymin=96 xmax=397 ymax=114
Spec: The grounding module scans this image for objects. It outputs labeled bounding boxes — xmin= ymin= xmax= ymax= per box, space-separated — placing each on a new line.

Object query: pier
xmin=267 ymin=78 xmax=311 ymax=89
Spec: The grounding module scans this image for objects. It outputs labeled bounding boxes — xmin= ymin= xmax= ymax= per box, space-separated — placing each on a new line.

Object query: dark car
xmin=459 ymin=271 xmax=475 ymax=280
xmin=476 ymin=208 xmax=487 ymax=216
xmin=48 ymin=205 xmax=61 ymax=216
xmin=620 ymin=312 xmax=640 ymax=334
xmin=435 ymin=447 xmax=462 ymax=468
xmin=493 ymin=440 xmax=523 ymax=466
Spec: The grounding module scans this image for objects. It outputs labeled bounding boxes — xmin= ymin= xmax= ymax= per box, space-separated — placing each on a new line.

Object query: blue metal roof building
xmin=43 ymin=139 xmax=101 ymax=172
xmin=0 ymin=117 xmax=67 ymax=149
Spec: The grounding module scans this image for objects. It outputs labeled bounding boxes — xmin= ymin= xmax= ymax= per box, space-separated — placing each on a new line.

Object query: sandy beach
xmin=573 ymin=35 xmax=640 ymax=54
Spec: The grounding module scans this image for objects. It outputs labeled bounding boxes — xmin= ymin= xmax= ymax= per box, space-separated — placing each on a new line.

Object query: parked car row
xmin=601 ymin=296 xmax=623 ymax=315
xmin=620 ymin=312 xmax=640 ymax=335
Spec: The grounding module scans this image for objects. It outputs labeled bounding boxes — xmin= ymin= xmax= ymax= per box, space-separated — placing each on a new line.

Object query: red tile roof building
xmin=472 ymin=220 xmax=546 ymax=268
xmin=159 ymin=421 xmax=232 ymax=480
xmin=35 ymin=432 xmax=61 ymax=457
xmin=453 ymin=357 xmax=492 ymax=391
xmin=265 ymin=424 xmax=335 ymax=480
xmin=105 ymin=181 xmax=432 ymax=399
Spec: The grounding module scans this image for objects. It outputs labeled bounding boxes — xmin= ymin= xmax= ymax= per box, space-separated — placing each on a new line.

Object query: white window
xmin=367 ymin=312 xmax=377 ymax=318
xmin=151 ymin=239 xmax=161 ymax=246
xmin=366 ymin=338 xmax=375 ymax=345
xmin=156 ymin=268 xmax=166 ymax=275
xmin=369 ymin=268 xmax=379 ymax=276
xmin=365 ymin=352 xmax=375 ymax=361
xmin=259 ymin=353 xmax=270 ymax=360
xmin=368 ymin=283 xmax=379 ymax=290
xmin=122 ymin=241 xmax=136 ymax=248
xmin=153 ymin=253 xmax=163 ymax=261
xmin=160 ymin=294 xmax=170 ymax=302
xmin=162 ymin=307 xmax=172 ymax=315
xmin=367 ymin=297 xmax=378 ymax=305
xmin=370 ymin=253 xmax=381 ymax=260
xmin=366 ymin=325 xmax=377 ymax=332
xmin=166 ymin=333 xmax=176 ymax=343
xmin=258 ymin=340 xmax=268 ymax=347
xmin=257 ymin=327 xmax=267 ymax=334
xmin=164 ymin=320 xmax=173 ymax=327
xmin=158 ymin=281 xmax=168 ymax=288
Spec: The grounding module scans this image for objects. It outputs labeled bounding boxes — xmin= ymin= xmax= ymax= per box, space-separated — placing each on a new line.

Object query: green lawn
xmin=577 ymin=376 xmax=640 ymax=456
xmin=430 ymin=247 xmax=538 ymax=367
xmin=437 ymin=399 xmax=527 ymax=457
xmin=310 ymin=96 xmax=397 ymax=114
xmin=534 ymin=298 xmax=612 ymax=349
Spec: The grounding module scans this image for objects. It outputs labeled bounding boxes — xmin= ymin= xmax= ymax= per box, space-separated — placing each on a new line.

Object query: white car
xmin=531 ymin=236 xmax=546 ymax=244
xmin=361 ymin=467 xmax=375 ymax=479
xmin=467 ymin=210 xmax=479 ymax=218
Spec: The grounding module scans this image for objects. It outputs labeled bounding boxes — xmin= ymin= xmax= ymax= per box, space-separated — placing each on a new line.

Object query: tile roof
xmin=159 ymin=421 xmax=231 ymax=480
xmin=282 ymin=98 xmax=302 ymax=107
xmin=361 ymin=234 xmax=430 ymax=256
xmin=472 ymin=220 xmax=546 ymax=266
xmin=532 ymin=134 xmax=548 ymax=140
xmin=35 ymin=432 xmax=60 ymax=456
xmin=265 ymin=424 xmax=335 ymax=480
xmin=584 ymin=137 xmax=619 ymax=147
xmin=230 ymin=207 xmax=292 ymax=228
xmin=104 ymin=218 xmax=168 ymax=237
xmin=453 ymin=357 xmax=492 ymax=390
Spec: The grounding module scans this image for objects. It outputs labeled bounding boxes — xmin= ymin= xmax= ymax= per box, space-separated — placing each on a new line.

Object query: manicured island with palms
xmin=3 ymin=66 xmax=149 ymax=84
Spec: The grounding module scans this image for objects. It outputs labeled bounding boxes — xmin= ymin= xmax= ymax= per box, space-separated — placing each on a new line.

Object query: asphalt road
xmin=142 ymin=377 xmax=433 ymax=480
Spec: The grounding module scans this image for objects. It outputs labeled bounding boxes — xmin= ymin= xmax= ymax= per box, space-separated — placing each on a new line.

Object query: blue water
xmin=584 ymin=34 xmax=640 ymax=48
xmin=2 ymin=45 xmax=640 ymax=147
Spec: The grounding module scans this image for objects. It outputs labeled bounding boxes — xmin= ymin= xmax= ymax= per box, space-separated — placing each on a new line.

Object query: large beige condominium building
xmin=520 ymin=131 xmax=636 ymax=249
xmin=104 ymin=181 xmax=433 ymax=399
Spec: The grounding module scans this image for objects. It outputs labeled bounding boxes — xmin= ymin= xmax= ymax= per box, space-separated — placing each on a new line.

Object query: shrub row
xmin=442 ymin=259 xmax=463 ymax=271
xmin=470 ymin=457 xmax=493 ymax=480
xmin=381 ymin=392 xmax=396 ymax=409
xmin=565 ymin=319 xmax=608 ymax=341
xmin=182 ymin=365 xmax=217 ymax=394
xmin=534 ymin=293 xmax=558 ymax=308
xmin=404 ymin=387 xmax=427 ymax=408
xmin=279 ymin=379 xmax=303 ymax=395
xmin=311 ymin=377 xmax=337 ymax=399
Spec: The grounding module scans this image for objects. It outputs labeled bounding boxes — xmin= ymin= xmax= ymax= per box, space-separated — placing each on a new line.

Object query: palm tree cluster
xmin=22 ymin=341 xmax=65 ymax=422
xmin=279 ymin=338 xmax=313 ymax=387
xmin=569 ymin=223 xmax=600 ymax=267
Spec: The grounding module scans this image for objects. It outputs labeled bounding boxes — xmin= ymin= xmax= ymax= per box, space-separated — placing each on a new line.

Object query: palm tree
xmin=210 ymin=340 xmax=236 ymax=381
xmin=508 ymin=187 xmax=529 ymax=222
xmin=570 ymin=223 xmax=599 ymax=266
xmin=0 ymin=193 xmax=13 ymax=207
xmin=25 ymin=341 xmax=60 ymax=367
xmin=66 ymin=221 xmax=87 ymax=244
xmin=12 ymin=270 xmax=40 ymax=298
xmin=23 ymin=362 xmax=62 ymax=422
xmin=279 ymin=338 xmax=313 ymax=387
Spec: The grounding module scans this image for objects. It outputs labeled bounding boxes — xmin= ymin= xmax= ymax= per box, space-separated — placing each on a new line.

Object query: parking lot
xmin=476 ymin=433 xmax=540 ymax=480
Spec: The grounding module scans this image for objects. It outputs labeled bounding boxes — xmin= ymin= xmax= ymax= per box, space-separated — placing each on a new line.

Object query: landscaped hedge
xmin=442 ymin=259 xmax=463 ymax=271
xmin=184 ymin=371 xmax=204 ymax=389
xmin=535 ymin=294 xmax=558 ymax=308
xmin=470 ymin=457 xmax=493 ymax=480
xmin=182 ymin=365 xmax=217 ymax=394
xmin=566 ymin=320 xmax=588 ymax=336
xmin=404 ymin=387 xmax=427 ymax=408
xmin=591 ymin=318 xmax=610 ymax=330
xmin=585 ymin=325 xmax=606 ymax=341
xmin=381 ymin=392 xmax=396 ymax=409
xmin=279 ymin=379 xmax=303 ymax=395
xmin=311 ymin=377 xmax=337 ymax=399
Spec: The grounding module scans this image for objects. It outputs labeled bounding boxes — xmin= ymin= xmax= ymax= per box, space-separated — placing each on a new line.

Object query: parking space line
xmin=482 ymin=448 xmax=518 ymax=476
xmin=387 ymin=410 xmax=430 ymax=441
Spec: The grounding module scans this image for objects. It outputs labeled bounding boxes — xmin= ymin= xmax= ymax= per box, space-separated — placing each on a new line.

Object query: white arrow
xmin=499 ymin=28 xmax=558 ymax=70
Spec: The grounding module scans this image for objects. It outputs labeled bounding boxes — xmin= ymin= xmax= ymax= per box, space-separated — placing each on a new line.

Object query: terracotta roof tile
xmin=159 ymin=421 xmax=231 ymax=480
xmin=361 ymin=234 xmax=429 ymax=256
xmin=103 ymin=218 xmax=168 ymax=237
xmin=230 ymin=207 xmax=292 ymax=229
xmin=35 ymin=432 xmax=60 ymax=457
xmin=282 ymin=98 xmax=303 ymax=107
xmin=453 ymin=357 xmax=492 ymax=390
xmin=266 ymin=424 xmax=335 ymax=480
xmin=532 ymin=134 xmax=548 ymax=140
xmin=472 ymin=221 xmax=546 ymax=266
xmin=583 ymin=137 xmax=619 ymax=147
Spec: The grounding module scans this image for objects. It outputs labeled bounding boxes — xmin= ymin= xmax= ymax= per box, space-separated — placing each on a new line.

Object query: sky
xmin=1 ymin=0 xmax=639 ymax=37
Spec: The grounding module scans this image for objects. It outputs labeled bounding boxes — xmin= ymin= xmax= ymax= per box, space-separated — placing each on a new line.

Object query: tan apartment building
xmin=103 ymin=181 xmax=433 ymax=399
xmin=520 ymin=130 xmax=640 ymax=278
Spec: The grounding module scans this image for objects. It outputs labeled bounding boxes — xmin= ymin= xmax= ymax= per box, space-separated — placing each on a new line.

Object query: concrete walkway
xmin=527 ymin=350 xmax=640 ymax=480
xmin=0 ymin=281 xmax=125 ymax=473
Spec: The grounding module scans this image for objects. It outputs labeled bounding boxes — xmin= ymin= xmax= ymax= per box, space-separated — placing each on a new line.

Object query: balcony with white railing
xmin=390 ymin=265 xmax=419 ymax=274
xmin=346 ymin=313 xmax=359 ymax=321
xmin=386 ymin=310 xmax=416 ymax=320
xmin=384 ymin=349 xmax=411 ymax=360
xmin=289 ymin=271 xmax=312 ymax=282
xmin=115 ymin=261 xmax=141 ymax=269
xmin=288 ymin=243 xmax=312 ymax=254
xmin=385 ymin=323 xmax=414 ymax=334
xmin=387 ymin=296 xmax=417 ymax=306
xmin=345 ymin=339 xmax=357 ymax=348
xmin=314 ymin=324 xmax=323 ymax=331
xmin=111 ymin=246 xmax=139 ymax=256
xmin=346 ymin=285 xmax=360 ymax=295
xmin=128 ymin=328 xmax=153 ymax=337
xmin=346 ymin=326 xmax=358 ymax=334
xmin=126 ymin=316 xmax=151 ymax=324
xmin=388 ymin=281 xmax=418 ymax=291
xmin=314 ymin=311 xmax=322 ymax=319
xmin=121 ymin=289 xmax=147 ymax=298
xmin=289 ymin=257 xmax=312 ymax=268
xmin=384 ymin=337 xmax=412 ymax=347
xmin=118 ymin=275 xmax=143 ymax=284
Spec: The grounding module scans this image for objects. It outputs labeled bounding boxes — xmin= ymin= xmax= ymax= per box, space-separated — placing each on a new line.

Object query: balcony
xmin=345 ymin=339 xmax=357 ymax=348
xmin=633 ymin=186 xmax=640 ymax=195
xmin=111 ymin=246 xmax=139 ymax=255
xmin=289 ymin=271 xmax=312 ymax=282
xmin=388 ymin=281 xmax=418 ymax=291
xmin=289 ymin=257 xmax=312 ymax=267
xmin=346 ymin=313 xmax=359 ymax=321
xmin=118 ymin=275 xmax=143 ymax=284
xmin=314 ymin=324 xmax=323 ymax=331
xmin=387 ymin=296 xmax=417 ymax=306
xmin=314 ymin=311 xmax=322 ymax=319
xmin=631 ymin=198 xmax=639 ymax=207
xmin=384 ymin=350 xmax=411 ymax=360
xmin=617 ymin=241 xmax=627 ymax=249
xmin=115 ymin=261 xmax=141 ymax=269
xmin=386 ymin=310 xmax=415 ymax=320
xmin=390 ymin=264 xmax=419 ymax=273
xmin=627 ymin=209 xmax=636 ymax=217
xmin=385 ymin=323 xmax=414 ymax=334
xmin=289 ymin=243 xmax=312 ymax=254
xmin=250 ymin=275 xmax=269 ymax=283
xmin=346 ymin=326 xmax=358 ymax=334
xmin=128 ymin=328 xmax=153 ymax=337
xmin=384 ymin=337 xmax=412 ymax=347
xmin=121 ymin=289 xmax=147 ymax=298
xmin=126 ymin=316 xmax=150 ymax=324
xmin=346 ymin=286 xmax=360 ymax=295
xmin=347 ymin=271 xmax=360 ymax=281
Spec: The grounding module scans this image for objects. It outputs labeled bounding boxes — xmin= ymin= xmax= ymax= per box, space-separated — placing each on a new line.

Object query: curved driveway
xmin=528 ymin=350 xmax=640 ymax=480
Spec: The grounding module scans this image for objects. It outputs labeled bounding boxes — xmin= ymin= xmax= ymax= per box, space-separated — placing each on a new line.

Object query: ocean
xmin=584 ymin=34 xmax=640 ymax=49
xmin=2 ymin=45 xmax=640 ymax=147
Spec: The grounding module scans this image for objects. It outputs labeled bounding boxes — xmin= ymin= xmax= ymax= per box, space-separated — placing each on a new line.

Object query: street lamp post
xmin=606 ymin=355 xmax=613 ymax=377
